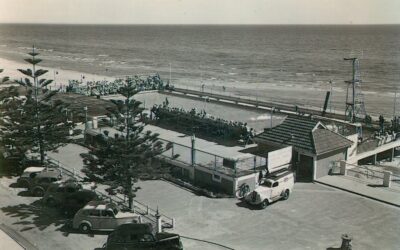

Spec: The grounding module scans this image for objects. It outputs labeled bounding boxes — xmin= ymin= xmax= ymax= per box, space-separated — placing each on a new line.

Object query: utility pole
xmin=394 ymin=91 xmax=397 ymax=118
xmin=329 ymin=80 xmax=333 ymax=113
xmin=270 ymin=107 xmax=275 ymax=129
xmin=169 ymin=63 xmax=171 ymax=85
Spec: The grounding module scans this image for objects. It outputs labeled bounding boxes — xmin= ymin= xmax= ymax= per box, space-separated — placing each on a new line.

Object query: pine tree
xmin=81 ymin=77 xmax=173 ymax=209
xmin=0 ymin=46 xmax=74 ymax=166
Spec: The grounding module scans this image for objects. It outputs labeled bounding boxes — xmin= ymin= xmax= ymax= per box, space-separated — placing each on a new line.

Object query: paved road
xmin=1 ymin=176 xmax=400 ymax=250
xmin=135 ymin=180 xmax=400 ymax=250
xmin=0 ymin=177 xmax=108 ymax=250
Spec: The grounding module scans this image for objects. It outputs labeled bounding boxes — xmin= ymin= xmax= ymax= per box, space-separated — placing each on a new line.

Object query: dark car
xmin=43 ymin=179 xmax=97 ymax=207
xmin=28 ymin=170 xmax=63 ymax=196
xmin=104 ymin=223 xmax=183 ymax=250
xmin=61 ymin=189 xmax=99 ymax=217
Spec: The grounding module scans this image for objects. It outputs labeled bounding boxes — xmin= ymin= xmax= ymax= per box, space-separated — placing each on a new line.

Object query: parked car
xmin=72 ymin=201 xmax=141 ymax=233
xmin=245 ymin=171 xmax=294 ymax=209
xmin=61 ymin=189 xmax=99 ymax=217
xmin=17 ymin=166 xmax=46 ymax=188
xmin=17 ymin=166 xmax=60 ymax=188
xmin=104 ymin=223 xmax=183 ymax=250
xmin=28 ymin=170 xmax=63 ymax=196
xmin=43 ymin=179 xmax=97 ymax=207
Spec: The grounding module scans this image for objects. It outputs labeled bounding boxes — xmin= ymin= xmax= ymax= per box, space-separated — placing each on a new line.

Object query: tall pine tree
xmin=81 ymin=77 xmax=173 ymax=209
xmin=0 ymin=46 xmax=74 ymax=166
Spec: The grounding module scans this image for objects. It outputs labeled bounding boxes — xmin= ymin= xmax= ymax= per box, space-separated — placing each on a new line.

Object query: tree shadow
xmin=1 ymin=200 xmax=68 ymax=232
xmin=1 ymin=199 xmax=112 ymax=237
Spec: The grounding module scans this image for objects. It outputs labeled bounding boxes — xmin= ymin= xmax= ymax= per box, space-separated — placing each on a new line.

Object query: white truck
xmin=245 ymin=171 xmax=294 ymax=209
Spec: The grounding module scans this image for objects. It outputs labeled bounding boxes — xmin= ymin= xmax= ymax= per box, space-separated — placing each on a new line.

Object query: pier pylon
xmin=344 ymin=57 xmax=366 ymax=123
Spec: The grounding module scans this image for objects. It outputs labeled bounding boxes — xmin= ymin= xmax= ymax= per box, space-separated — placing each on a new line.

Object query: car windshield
xmin=262 ymin=181 xmax=273 ymax=188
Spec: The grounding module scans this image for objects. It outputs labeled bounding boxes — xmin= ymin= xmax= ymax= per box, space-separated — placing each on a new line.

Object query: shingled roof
xmin=255 ymin=116 xmax=353 ymax=155
xmin=312 ymin=128 xmax=353 ymax=155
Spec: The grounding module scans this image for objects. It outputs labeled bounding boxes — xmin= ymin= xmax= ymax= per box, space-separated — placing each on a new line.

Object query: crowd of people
xmin=150 ymin=104 xmax=255 ymax=143
xmin=66 ymin=74 xmax=168 ymax=96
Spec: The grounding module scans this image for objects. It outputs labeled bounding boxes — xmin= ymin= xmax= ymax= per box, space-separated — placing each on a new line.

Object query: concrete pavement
xmin=316 ymin=175 xmax=400 ymax=207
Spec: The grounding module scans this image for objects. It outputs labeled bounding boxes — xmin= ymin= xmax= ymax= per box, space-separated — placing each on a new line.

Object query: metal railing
xmin=46 ymin=156 xmax=174 ymax=229
xmin=157 ymin=137 xmax=266 ymax=177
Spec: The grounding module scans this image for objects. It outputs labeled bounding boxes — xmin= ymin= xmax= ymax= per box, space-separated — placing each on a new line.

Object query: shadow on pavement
xmin=1 ymin=200 xmax=69 ymax=232
xmin=235 ymin=199 xmax=262 ymax=210
xmin=367 ymin=184 xmax=385 ymax=188
xmin=58 ymin=223 xmax=110 ymax=237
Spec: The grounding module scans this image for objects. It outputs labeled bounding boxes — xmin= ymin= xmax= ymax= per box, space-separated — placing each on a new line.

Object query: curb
xmin=0 ymin=224 xmax=38 ymax=250
xmin=314 ymin=180 xmax=400 ymax=208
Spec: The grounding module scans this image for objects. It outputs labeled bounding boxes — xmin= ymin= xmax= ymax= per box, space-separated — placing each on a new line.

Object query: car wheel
xmin=260 ymin=199 xmax=269 ymax=209
xmin=34 ymin=188 xmax=45 ymax=197
xmin=79 ymin=223 xmax=91 ymax=233
xmin=282 ymin=190 xmax=290 ymax=200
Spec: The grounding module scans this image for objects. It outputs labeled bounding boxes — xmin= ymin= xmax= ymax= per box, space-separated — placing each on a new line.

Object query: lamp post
xmin=270 ymin=107 xmax=275 ymax=129
xmin=328 ymin=80 xmax=333 ymax=113
xmin=84 ymin=106 xmax=88 ymax=130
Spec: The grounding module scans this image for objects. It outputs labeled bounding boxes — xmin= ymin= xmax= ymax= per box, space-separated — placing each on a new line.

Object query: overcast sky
xmin=0 ymin=0 xmax=399 ymax=25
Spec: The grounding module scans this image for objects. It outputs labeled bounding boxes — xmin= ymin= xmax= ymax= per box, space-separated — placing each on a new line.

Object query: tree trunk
xmin=127 ymin=177 xmax=133 ymax=210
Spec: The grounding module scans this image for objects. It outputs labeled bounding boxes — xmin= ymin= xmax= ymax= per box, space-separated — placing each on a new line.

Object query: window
xmin=272 ymin=182 xmax=279 ymax=188
xmin=139 ymin=234 xmax=154 ymax=242
xmin=101 ymin=210 xmax=114 ymax=217
xmin=212 ymin=174 xmax=221 ymax=182
xmin=89 ymin=210 xmax=100 ymax=217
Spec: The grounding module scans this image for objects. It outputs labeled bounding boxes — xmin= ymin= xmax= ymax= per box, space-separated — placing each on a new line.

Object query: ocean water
xmin=0 ymin=24 xmax=399 ymax=115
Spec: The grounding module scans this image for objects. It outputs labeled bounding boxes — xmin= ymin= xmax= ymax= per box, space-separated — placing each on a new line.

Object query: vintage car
xmin=17 ymin=166 xmax=60 ymax=188
xmin=43 ymin=179 xmax=97 ymax=207
xmin=104 ymin=223 xmax=183 ymax=250
xmin=28 ymin=170 xmax=63 ymax=196
xmin=72 ymin=201 xmax=141 ymax=233
xmin=245 ymin=171 xmax=294 ymax=209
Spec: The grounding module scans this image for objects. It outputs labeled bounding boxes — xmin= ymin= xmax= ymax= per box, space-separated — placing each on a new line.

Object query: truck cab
xmin=245 ymin=171 xmax=294 ymax=209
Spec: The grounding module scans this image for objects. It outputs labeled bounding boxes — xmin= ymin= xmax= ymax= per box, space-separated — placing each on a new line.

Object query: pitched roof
xmin=312 ymin=128 xmax=353 ymax=155
xmin=255 ymin=116 xmax=352 ymax=155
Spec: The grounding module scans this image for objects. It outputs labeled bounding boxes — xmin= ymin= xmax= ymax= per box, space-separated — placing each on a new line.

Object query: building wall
xmin=194 ymin=169 xmax=235 ymax=195
xmin=315 ymin=149 xmax=346 ymax=179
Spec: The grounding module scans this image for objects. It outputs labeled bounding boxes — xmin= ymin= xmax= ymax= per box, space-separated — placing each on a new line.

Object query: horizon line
xmin=1 ymin=22 xmax=400 ymax=26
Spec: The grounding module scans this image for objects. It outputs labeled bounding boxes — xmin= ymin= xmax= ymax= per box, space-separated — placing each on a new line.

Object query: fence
xmin=340 ymin=161 xmax=400 ymax=189
xmin=46 ymin=157 xmax=174 ymax=229
xmin=346 ymin=164 xmax=385 ymax=185
xmin=158 ymin=137 xmax=266 ymax=177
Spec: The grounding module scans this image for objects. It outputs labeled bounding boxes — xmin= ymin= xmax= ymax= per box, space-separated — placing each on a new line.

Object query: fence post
xmin=253 ymin=156 xmax=257 ymax=172
xmin=214 ymin=155 xmax=217 ymax=170
xmin=171 ymin=143 xmax=174 ymax=158
xmin=156 ymin=208 xmax=162 ymax=233
xmin=383 ymin=171 xmax=392 ymax=187
xmin=340 ymin=161 xmax=347 ymax=175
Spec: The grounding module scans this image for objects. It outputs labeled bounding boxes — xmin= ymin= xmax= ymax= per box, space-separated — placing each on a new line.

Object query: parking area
xmin=134 ymin=180 xmax=400 ymax=250
xmin=1 ymin=175 xmax=400 ymax=250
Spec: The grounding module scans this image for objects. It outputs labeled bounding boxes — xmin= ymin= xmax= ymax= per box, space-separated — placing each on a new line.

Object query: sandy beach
xmin=0 ymin=55 xmax=398 ymax=119
xmin=0 ymin=57 xmax=114 ymax=89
